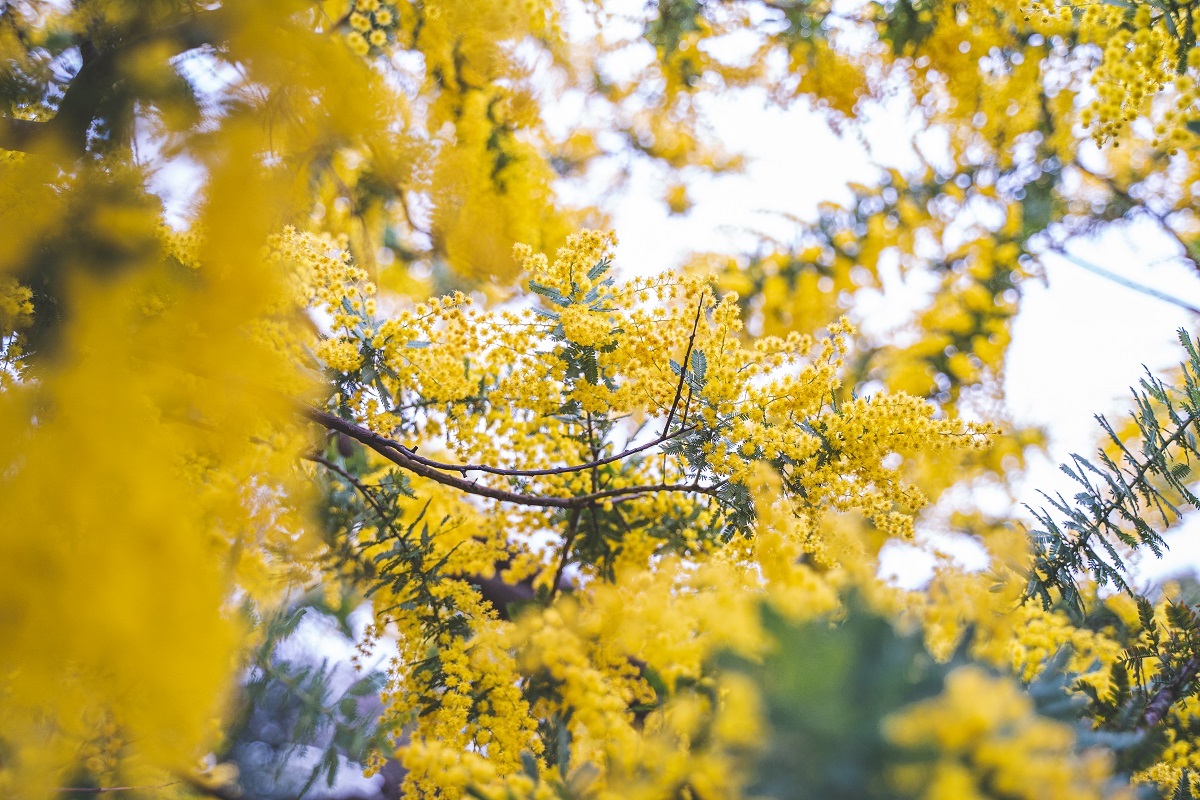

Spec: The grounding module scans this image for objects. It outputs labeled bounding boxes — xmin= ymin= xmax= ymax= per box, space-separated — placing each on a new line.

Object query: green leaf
xmin=529 ymin=281 xmax=571 ymax=306
xmin=587 ymin=258 xmax=611 ymax=281
xmin=520 ymin=751 xmax=540 ymax=783
xmin=1165 ymin=601 xmax=1198 ymax=632
xmin=690 ymin=349 xmax=707 ymax=382
xmin=1172 ymin=769 xmax=1195 ymax=800
xmin=1138 ymin=596 xmax=1157 ymax=632
xmin=324 ymin=747 xmax=339 ymax=788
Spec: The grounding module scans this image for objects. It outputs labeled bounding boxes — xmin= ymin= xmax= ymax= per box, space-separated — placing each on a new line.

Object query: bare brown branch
xmin=662 ymin=292 xmax=706 ymax=437
xmin=1141 ymin=655 xmax=1200 ymax=729
xmin=302 ymin=406 xmax=723 ymax=510
xmin=550 ymin=507 xmax=583 ymax=601
xmin=394 ymin=422 xmax=697 ymax=479
xmin=305 ymin=451 xmax=391 ymax=519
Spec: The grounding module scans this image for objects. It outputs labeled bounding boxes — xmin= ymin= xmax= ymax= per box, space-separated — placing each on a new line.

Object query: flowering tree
xmin=4 ymin=1 xmax=1200 ymax=799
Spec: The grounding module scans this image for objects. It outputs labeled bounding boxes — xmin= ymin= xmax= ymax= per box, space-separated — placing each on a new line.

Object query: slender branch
xmin=175 ymin=777 xmax=242 ymax=800
xmin=312 ymin=322 xmax=704 ymax=481
xmin=1041 ymin=247 xmax=1200 ymax=316
xmin=304 ymin=452 xmax=390 ymax=519
xmin=662 ymin=293 xmax=706 ymax=437
xmin=469 ymin=573 xmax=534 ymax=620
xmin=0 ymin=116 xmax=52 ymax=153
xmin=306 ymin=406 xmax=575 ymax=507
xmin=1141 ymin=655 xmax=1200 ymax=728
xmin=0 ymin=42 xmax=119 ymax=155
xmin=572 ymin=479 xmax=726 ymax=505
xmin=56 ymin=782 xmax=181 ymax=794
xmin=396 ymin=189 xmax=432 ymax=238
xmin=302 ymin=406 xmax=723 ymax=509
xmin=308 ymin=450 xmax=571 ymax=618
xmin=1073 ymin=161 xmax=1200 ymax=273
xmin=392 ymin=422 xmax=697 ymax=478
xmin=550 ymin=507 xmax=583 ymax=601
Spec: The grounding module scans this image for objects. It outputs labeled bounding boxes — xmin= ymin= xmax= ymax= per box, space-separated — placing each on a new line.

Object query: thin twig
xmin=304 ymin=452 xmax=389 ymax=519
xmin=663 ymin=294 xmax=706 ymax=437
xmin=302 ymin=407 xmax=724 ymax=509
xmin=585 ymin=410 xmax=601 ymax=495
xmin=550 ymin=507 xmax=583 ymax=601
xmin=393 ymin=423 xmax=697 ymax=478
xmin=1042 ymin=248 xmax=1200 ymax=316
xmin=1141 ymin=655 xmax=1200 ymax=729
xmin=1073 ymin=161 xmax=1200 ymax=273
xmin=56 ymin=782 xmax=181 ymax=794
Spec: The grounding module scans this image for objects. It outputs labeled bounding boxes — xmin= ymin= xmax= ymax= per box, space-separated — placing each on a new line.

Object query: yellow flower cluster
xmin=1063 ymin=2 xmax=1174 ymax=146
xmin=393 ymin=624 xmax=541 ymax=797
xmin=915 ymin=566 xmax=1023 ymax=664
xmin=419 ymin=552 xmax=799 ymax=800
xmin=0 ymin=0 xmax=412 ymax=783
xmin=369 ymin=547 xmax=793 ymax=799
xmin=0 ymin=276 xmax=33 ymax=329
xmin=884 ymin=666 xmax=1118 ymax=800
xmin=791 ymin=37 xmax=870 ymax=120
xmin=1134 ymin=694 xmax=1200 ymax=794
xmin=0 ymin=201 xmax=320 ymax=793
xmin=898 ymin=514 xmax=1050 ymax=668
xmin=1006 ymin=601 xmax=1123 ymax=686
xmin=343 ymin=0 xmax=399 ymax=56
xmin=1005 ymin=0 xmax=1198 ymax=148
xmin=315 ymin=337 xmax=365 ymax=373
xmin=72 ymin=712 xmax=124 ymax=786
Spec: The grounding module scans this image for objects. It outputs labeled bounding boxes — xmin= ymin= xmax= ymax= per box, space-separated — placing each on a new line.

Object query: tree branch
xmin=56 ymin=782 xmax=181 ymax=794
xmin=550 ymin=507 xmax=583 ymax=601
xmin=304 ymin=451 xmax=391 ymax=519
xmin=0 ymin=116 xmax=53 ymax=154
xmin=374 ymin=300 xmax=705 ymax=480
xmin=1041 ymin=247 xmax=1200 ymax=316
xmin=390 ymin=423 xmax=697 ymax=478
xmin=662 ymin=293 xmax=706 ymax=437
xmin=1072 ymin=160 xmax=1200 ymax=273
xmin=1141 ymin=654 xmax=1200 ymax=728
xmin=301 ymin=406 xmax=724 ymax=509
xmin=307 ymin=449 xmax=572 ymax=617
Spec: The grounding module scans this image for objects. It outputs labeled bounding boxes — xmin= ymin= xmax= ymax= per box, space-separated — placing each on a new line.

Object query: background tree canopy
xmin=5 ymin=0 xmax=1200 ymax=798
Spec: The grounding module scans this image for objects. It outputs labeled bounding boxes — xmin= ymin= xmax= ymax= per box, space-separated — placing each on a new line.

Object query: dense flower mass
xmin=883 ymin=667 xmax=1118 ymax=800
xmin=290 ymin=228 xmax=1000 ymax=796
